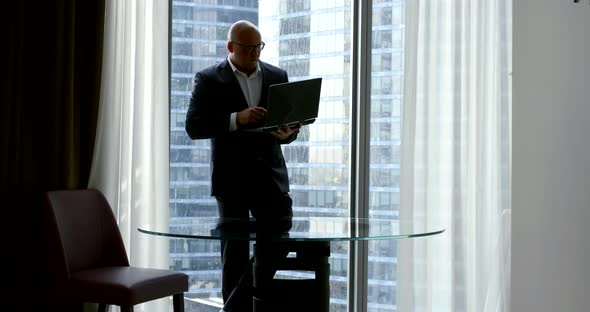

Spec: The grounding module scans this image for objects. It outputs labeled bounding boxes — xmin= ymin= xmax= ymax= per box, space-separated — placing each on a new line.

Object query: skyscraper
xmin=170 ymin=1 xmax=403 ymax=311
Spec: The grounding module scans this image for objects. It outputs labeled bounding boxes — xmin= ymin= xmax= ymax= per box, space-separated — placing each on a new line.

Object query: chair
xmin=44 ymin=189 xmax=188 ymax=312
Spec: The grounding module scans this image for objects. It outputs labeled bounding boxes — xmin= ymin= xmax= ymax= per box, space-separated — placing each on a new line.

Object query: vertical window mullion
xmin=349 ymin=0 xmax=372 ymax=311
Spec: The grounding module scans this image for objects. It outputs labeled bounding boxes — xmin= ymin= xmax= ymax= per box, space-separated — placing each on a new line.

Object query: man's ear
xmin=227 ymin=41 xmax=234 ymax=53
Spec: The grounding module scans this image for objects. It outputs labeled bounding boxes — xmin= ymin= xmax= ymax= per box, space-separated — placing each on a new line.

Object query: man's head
xmin=227 ymin=20 xmax=264 ymax=75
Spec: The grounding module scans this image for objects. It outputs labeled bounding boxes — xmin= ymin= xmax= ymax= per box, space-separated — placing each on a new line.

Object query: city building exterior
xmin=169 ymin=1 xmax=404 ymax=311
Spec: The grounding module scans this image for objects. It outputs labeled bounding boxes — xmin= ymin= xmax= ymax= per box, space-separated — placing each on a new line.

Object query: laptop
xmin=245 ymin=77 xmax=322 ymax=132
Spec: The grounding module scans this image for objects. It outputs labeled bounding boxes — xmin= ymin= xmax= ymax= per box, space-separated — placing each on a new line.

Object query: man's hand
xmin=236 ymin=107 xmax=267 ymax=128
xmin=271 ymin=124 xmax=300 ymax=140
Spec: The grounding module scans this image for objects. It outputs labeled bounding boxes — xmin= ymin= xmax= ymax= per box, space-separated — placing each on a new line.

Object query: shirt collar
xmin=227 ymin=56 xmax=261 ymax=78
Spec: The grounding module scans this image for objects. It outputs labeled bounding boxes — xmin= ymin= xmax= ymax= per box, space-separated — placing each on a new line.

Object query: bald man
xmin=185 ymin=20 xmax=299 ymax=312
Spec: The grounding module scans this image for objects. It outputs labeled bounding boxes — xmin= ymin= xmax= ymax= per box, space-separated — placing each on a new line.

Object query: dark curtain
xmin=0 ymin=1 xmax=105 ymax=310
xmin=1 ymin=0 xmax=104 ymax=190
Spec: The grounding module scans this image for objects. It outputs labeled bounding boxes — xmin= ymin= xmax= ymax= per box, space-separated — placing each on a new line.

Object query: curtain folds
xmin=398 ymin=1 xmax=512 ymax=311
xmin=1 ymin=0 xmax=104 ymax=190
xmin=88 ymin=1 xmax=170 ymax=311
xmin=2 ymin=2 xmax=105 ymax=310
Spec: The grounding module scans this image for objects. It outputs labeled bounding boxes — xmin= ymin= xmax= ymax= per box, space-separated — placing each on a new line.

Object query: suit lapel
xmin=220 ymin=60 xmax=249 ymax=110
xmin=259 ymin=63 xmax=270 ymax=109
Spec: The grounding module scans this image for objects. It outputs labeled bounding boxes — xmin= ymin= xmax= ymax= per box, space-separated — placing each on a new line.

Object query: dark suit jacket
xmin=185 ymin=59 xmax=298 ymax=197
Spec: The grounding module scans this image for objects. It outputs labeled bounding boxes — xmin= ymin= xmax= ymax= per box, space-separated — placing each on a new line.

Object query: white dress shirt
xmin=227 ymin=57 xmax=262 ymax=131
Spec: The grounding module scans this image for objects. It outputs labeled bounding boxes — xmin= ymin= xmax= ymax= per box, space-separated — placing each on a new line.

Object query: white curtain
xmin=398 ymin=1 xmax=512 ymax=311
xmin=88 ymin=0 xmax=170 ymax=311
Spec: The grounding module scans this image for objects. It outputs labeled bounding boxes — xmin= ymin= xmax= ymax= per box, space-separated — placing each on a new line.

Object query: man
xmin=185 ymin=20 xmax=299 ymax=312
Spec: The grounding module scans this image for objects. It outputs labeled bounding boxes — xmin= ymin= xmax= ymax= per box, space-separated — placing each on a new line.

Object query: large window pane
xmin=170 ymin=1 xmax=353 ymax=311
xmin=367 ymin=1 xmax=405 ymax=311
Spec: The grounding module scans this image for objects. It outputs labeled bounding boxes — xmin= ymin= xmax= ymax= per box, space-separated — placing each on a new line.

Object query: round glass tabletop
xmin=139 ymin=217 xmax=444 ymax=242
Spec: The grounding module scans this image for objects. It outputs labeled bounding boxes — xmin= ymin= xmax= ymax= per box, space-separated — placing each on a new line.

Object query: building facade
xmin=169 ymin=1 xmax=404 ymax=311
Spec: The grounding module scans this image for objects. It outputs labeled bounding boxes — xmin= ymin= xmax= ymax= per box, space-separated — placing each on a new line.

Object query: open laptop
xmin=245 ymin=77 xmax=322 ymax=132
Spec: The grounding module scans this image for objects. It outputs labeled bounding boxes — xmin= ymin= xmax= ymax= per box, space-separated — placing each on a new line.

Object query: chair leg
xmin=98 ymin=303 xmax=110 ymax=312
xmin=173 ymin=293 xmax=185 ymax=312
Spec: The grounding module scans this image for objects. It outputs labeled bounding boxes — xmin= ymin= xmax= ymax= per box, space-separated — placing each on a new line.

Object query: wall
xmin=513 ymin=1 xmax=590 ymax=311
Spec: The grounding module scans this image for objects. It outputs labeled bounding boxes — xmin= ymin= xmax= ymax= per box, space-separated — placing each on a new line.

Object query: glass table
xmin=139 ymin=217 xmax=444 ymax=312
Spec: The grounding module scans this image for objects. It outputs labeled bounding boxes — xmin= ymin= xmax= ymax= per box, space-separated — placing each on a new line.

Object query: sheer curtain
xmin=88 ymin=0 xmax=170 ymax=311
xmin=398 ymin=1 xmax=512 ymax=311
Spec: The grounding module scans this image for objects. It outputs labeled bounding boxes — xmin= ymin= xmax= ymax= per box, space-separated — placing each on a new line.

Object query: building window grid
xmin=170 ymin=1 xmax=403 ymax=311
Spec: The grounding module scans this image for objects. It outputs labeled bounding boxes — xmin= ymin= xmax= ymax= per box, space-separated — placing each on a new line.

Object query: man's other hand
xmin=271 ymin=124 xmax=300 ymax=140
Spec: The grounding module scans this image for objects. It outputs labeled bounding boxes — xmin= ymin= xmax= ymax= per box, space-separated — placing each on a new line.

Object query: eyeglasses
xmin=232 ymin=41 xmax=265 ymax=52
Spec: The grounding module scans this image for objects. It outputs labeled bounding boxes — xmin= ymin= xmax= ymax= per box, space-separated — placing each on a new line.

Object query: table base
xmin=252 ymin=240 xmax=331 ymax=312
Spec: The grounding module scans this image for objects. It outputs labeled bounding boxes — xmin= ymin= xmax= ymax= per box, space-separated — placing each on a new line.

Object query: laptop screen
xmin=262 ymin=77 xmax=322 ymax=130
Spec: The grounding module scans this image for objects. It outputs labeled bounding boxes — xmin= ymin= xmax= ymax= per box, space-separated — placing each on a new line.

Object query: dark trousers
xmin=216 ymin=192 xmax=293 ymax=312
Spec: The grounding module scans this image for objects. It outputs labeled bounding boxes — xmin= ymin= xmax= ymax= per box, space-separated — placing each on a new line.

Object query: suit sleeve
xmin=185 ymin=72 xmax=231 ymax=140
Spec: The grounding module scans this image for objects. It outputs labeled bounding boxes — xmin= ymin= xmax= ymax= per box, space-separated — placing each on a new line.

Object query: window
xmin=169 ymin=1 xmax=404 ymax=311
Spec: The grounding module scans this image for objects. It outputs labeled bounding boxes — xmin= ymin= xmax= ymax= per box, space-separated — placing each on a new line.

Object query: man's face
xmin=229 ymin=29 xmax=262 ymax=72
